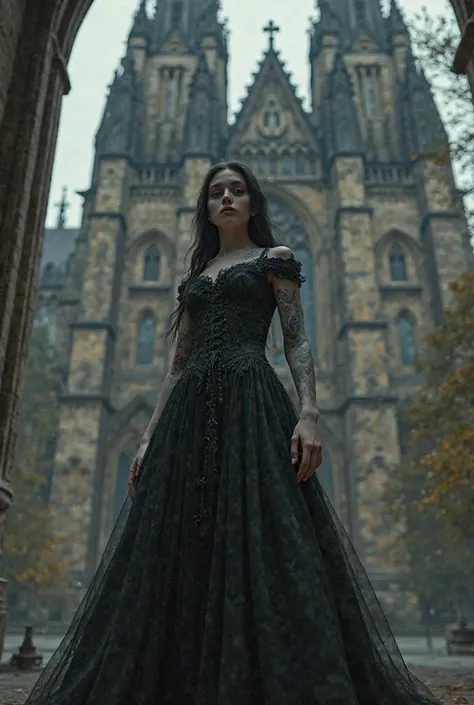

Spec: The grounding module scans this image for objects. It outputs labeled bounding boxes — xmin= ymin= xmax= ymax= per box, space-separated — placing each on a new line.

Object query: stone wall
xmin=0 ymin=0 xmax=472 ymax=655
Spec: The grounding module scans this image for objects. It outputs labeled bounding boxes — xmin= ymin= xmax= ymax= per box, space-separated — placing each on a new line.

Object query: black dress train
xmin=26 ymin=250 xmax=439 ymax=705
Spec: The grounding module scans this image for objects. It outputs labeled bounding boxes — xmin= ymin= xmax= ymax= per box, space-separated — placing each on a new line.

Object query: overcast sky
xmin=45 ymin=0 xmax=452 ymax=227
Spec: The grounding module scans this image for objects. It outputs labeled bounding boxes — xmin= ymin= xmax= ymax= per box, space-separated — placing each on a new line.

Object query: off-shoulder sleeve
xmin=264 ymin=254 xmax=306 ymax=287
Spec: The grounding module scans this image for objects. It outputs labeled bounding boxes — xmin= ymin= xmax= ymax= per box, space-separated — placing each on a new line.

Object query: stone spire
xmin=95 ymin=52 xmax=141 ymax=157
xmin=328 ymin=0 xmax=388 ymax=50
xmin=129 ymin=0 xmax=150 ymax=41
xmin=151 ymin=0 xmax=221 ymax=52
xmin=195 ymin=0 xmax=227 ymax=56
xmin=400 ymin=49 xmax=448 ymax=156
xmin=184 ymin=53 xmax=219 ymax=156
xmin=387 ymin=0 xmax=408 ymax=37
xmin=189 ymin=52 xmax=214 ymax=98
xmin=310 ymin=0 xmax=342 ymax=57
xmin=324 ymin=53 xmax=363 ymax=156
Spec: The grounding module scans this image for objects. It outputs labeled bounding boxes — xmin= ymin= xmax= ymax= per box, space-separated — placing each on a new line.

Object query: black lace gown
xmin=26 ymin=253 xmax=439 ymax=705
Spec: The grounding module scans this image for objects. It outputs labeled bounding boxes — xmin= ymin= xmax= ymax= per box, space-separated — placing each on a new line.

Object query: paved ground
xmin=0 ymin=634 xmax=472 ymax=704
xmin=413 ymin=667 xmax=474 ymax=703
xmin=0 ymin=665 xmax=473 ymax=704
xmin=0 ymin=665 xmax=473 ymax=703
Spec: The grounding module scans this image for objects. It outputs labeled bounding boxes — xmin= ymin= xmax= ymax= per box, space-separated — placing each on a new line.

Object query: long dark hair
xmin=166 ymin=161 xmax=278 ymax=341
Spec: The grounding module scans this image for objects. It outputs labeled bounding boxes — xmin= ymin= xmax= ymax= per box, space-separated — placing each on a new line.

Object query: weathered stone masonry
xmin=0 ymin=1 xmax=473 ymax=642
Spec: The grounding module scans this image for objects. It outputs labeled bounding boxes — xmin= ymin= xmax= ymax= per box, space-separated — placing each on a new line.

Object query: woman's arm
xmin=269 ymin=246 xmax=318 ymax=420
xmin=141 ymin=307 xmax=193 ymax=445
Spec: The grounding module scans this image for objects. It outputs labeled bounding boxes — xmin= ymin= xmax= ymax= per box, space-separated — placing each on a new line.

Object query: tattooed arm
xmin=141 ymin=306 xmax=193 ymax=446
xmin=269 ymin=246 xmax=322 ymax=480
xmin=269 ymin=246 xmax=318 ymax=418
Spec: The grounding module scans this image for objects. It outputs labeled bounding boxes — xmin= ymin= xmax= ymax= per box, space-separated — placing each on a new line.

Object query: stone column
xmin=51 ymin=157 xmax=129 ymax=581
xmin=413 ymin=158 xmax=474 ymax=324
xmin=333 ymin=155 xmax=400 ymax=575
xmin=166 ymin=154 xmax=212 ymax=371
xmin=174 ymin=155 xmax=213 ymax=294
xmin=0 ymin=5 xmax=71 ymax=658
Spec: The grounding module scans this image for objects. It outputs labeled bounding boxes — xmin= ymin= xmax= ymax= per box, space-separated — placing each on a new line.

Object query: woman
xmin=27 ymin=162 xmax=439 ymax=705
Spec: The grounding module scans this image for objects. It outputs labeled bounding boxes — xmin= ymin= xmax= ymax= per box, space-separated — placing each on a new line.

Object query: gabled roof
xmin=158 ymin=27 xmax=193 ymax=54
xmin=228 ymin=45 xmax=318 ymax=151
xmin=350 ymin=20 xmax=385 ymax=52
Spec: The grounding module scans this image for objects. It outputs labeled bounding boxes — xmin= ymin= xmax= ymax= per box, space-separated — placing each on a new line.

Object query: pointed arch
xmin=101 ymin=395 xmax=156 ymax=545
xmin=397 ymin=311 xmax=418 ymax=366
xmin=262 ymin=182 xmax=323 ymax=252
xmin=375 ymin=228 xmax=422 ymax=284
xmin=136 ymin=311 xmax=156 ymax=365
xmin=266 ymin=195 xmax=316 ymax=357
xmin=128 ymin=229 xmax=174 ymax=287
xmin=376 ymin=228 xmax=421 ymax=253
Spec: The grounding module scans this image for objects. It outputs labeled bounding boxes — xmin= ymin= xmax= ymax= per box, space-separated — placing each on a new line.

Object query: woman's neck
xmin=217 ymin=228 xmax=255 ymax=256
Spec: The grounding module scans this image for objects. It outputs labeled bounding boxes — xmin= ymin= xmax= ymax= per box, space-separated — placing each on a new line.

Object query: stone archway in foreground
xmin=0 ymin=0 xmax=96 ymax=655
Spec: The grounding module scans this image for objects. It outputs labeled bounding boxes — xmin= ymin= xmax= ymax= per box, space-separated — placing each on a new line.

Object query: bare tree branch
xmin=410 ymin=6 xmax=474 ymax=231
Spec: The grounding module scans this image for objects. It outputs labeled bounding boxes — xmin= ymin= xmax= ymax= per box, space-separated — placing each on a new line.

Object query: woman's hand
xmin=291 ymin=411 xmax=323 ymax=483
xmin=128 ymin=440 xmax=149 ymax=498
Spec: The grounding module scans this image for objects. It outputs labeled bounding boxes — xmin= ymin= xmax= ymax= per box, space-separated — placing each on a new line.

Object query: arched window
xmin=398 ymin=314 xmax=417 ymax=366
xmin=295 ymin=152 xmax=306 ymax=175
xmin=361 ymin=67 xmax=379 ymax=117
xmin=267 ymin=199 xmax=317 ymax=362
xmin=264 ymin=101 xmax=280 ymax=128
xmin=389 ymin=244 xmax=407 ymax=281
xmin=282 ymin=152 xmax=292 ymax=176
xmin=143 ymin=245 xmax=161 ymax=282
xmin=114 ymin=452 xmax=131 ymax=521
xmin=257 ymin=152 xmax=266 ymax=174
xmin=136 ymin=312 xmax=156 ymax=365
xmin=269 ymin=153 xmax=278 ymax=176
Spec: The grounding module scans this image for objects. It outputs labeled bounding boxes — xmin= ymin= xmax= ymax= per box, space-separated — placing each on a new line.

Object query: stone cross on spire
xmin=263 ymin=19 xmax=280 ymax=50
xmin=55 ymin=186 xmax=70 ymax=229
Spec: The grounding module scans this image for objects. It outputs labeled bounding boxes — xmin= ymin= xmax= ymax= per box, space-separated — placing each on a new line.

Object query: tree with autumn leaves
xmin=408 ymin=273 xmax=474 ymax=535
xmin=384 ymin=273 xmax=474 ymax=621
xmin=2 ymin=321 xmax=67 ymax=620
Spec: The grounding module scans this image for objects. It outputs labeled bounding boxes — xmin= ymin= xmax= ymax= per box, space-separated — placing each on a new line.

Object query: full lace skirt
xmin=26 ymin=360 xmax=439 ymax=705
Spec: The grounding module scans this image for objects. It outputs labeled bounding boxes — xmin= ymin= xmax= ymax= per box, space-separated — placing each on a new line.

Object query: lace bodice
xmin=178 ymin=251 xmax=305 ymax=370
xmin=177 ymin=251 xmax=305 ymax=526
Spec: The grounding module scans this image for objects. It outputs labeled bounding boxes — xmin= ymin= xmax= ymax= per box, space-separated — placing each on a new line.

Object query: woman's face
xmin=207 ymin=168 xmax=254 ymax=230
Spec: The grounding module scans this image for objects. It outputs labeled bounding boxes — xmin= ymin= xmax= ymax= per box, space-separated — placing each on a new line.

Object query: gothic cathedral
xmin=36 ymin=0 xmax=472 ymax=595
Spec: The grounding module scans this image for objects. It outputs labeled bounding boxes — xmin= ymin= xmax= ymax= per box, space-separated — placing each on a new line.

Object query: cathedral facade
xmin=37 ymin=0 xmax=472 ymax=593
